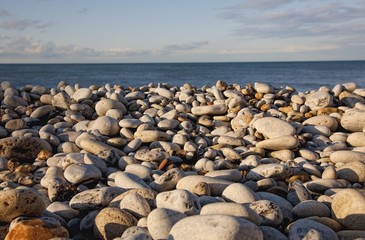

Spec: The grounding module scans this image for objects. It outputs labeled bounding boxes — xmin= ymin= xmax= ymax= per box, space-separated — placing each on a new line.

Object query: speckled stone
xmin=0 ymin=136 xmax=52 ymax=163
xmin=94 ymin=207 xmax=138 ymax=240
xmin=0 ymin=189 xmax=46 ymax=223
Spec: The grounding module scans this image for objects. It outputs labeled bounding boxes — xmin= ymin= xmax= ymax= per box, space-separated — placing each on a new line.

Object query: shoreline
xmin=0 ymin=80 xmax=365 ymax=239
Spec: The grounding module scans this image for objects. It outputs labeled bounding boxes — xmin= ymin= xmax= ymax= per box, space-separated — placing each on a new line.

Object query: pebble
xmin=147 ymin=208 xmax=186 ymax=240
xmin=259 ymin=226 xmax=287 ymax=240
xmin=120 ymin=192 xmax=151 ymax=219
xmin=331 ymin=189 xmax=365 ymax=230
xmin=64 ymin=163 xmax=102 ymax=184
xmin=336 ymin=161 xmax=365 ymax=183
xmin=305 ymin=91 xmax=333 ymax=111
xmin=94 ymin=207 xmax=138 ymax=240
xmin=167 ymin=215 xmax=263 ymax=240
xmin=222 ymin=183 xmax=260 ymax=204
xmin=155 ymin=189 xmax=201 ymax=215
xmin=253 ymin=117 xmax=296 ymax=138
xmin=200 ymin=202 xmax=261 ymax=226
xmin=249 ymin=200 xmax=283 ymax=226
xmin=330 ymin=150 xmax=365 ymax=163
xmin=69 ymin=187 xmax=125 ymax=211
xmin=246 ymin=163 xmax=291 ymax=181
xmin=340 ymin=108 xmax=365 ymax=132
xmin=0 ymin=189 xmax=46 ymax=222
xmin=303 ymin=115 xmax=338 ymax=131
xmin=288 ymin=219 xmax=338 ymax=240
xmin=5 ymin=218 xmax=69 ymax=240
xmin=176 ymin=175 xmax=232 ymax=196
xmin=256 ymin=136 xmax=299 ymax=150
xmin=292 ymin=200 xmax=331 ymax=218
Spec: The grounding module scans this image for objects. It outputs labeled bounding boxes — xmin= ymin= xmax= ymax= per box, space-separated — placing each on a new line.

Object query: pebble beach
xmin=0 ymin=79 xmax=365 ymax=240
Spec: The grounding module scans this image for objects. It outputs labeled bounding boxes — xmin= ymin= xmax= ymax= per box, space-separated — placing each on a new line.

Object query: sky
xmin=0 ymin=0 xmax=364 ymax=63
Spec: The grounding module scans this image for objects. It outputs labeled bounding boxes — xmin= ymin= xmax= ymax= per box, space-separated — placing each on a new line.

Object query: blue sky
xmin=0 ymin=0 xmax=364 ymax=63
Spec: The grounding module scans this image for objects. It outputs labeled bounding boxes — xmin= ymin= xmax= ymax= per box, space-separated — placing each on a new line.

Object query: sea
xmin=0 ymin=61 xmax=364 ymax=92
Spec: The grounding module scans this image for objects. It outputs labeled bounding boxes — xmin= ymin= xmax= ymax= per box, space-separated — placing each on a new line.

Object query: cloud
xmin=160 ymin=41 xmax=209 ymax=55
xmin=0 ymin=19 xmax=53 ymax=31
xmin=0 ymin=36 xmax=209 ymax=61
xmin=219 ymin=0 xmax=365 ymax=40
xmin=0 ymin=8 xmax=10 ymax=17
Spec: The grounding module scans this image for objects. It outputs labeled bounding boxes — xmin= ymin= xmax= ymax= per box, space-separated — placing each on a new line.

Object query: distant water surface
xmin=0 ymin=61 xmax=364 ymax=91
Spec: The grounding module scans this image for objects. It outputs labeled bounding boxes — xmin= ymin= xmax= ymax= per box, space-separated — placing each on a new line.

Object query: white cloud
xmin=0 ymin=19 xmax=53 ymax=31
xmin=0 ymin=37 xmax=209 ymax=61
xmin=219 ymin=0 xmax=365 ymax=40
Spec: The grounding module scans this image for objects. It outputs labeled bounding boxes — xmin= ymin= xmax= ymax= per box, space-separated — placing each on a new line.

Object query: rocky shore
xmin=0 ymin=80 xmax=365 ymax=240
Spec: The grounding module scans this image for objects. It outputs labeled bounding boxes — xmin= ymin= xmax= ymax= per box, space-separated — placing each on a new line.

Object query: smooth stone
xmin=222 ymin=183 xmax=260 ymax=204
xmin=305 ymin=179 xmax=346 ymax=193
xmin=346 ymin=132 xmax=365 ymax=147
xmin=46 ymin=201 xmax=79 ymax=220
xmin=288 ymin=219 xmax=338 ymax=240
xmin=109 ymin=188 xmax=157 ymax=209
xmin=72 ymin=88 xmax=92 ymax=102
xmin=119 ymin=119 xmax=142 ymax=128
xmin=5 ymin=218 xmax=69 ymax=240
xmin=256 ymin=136 xmax=299 ymax=150
xmin=191 ymin=104 xmax=227 ymax=116
xmin=322 ymin=165 xmax=337 ymax=179
xmin=249 ymin=200 xmax=283 ymax=226
xmin=259 ymin=226 xmax=287 ymax=240
xmin=147 ymin=208 xmax=186 ymax=240
xmin=298 ymin=148 xmax=319 ymax=161
xmin=76 ymin=135 xmax=125 ymax=157
xmin=341 ymin=109 xmax=365 ymax=132
xmin=114 ymin=172 xmax=151 ymax=190
xmin=95 ymin=98 xmax=126 ymax=116
xmin=167 ymin=215 xmax=263 ymax=240
xmin=52 ymin=92 xmax=71 ymax=110
xmin=303 ymin=115 xmax=338 ymax=131
xmin=155 ymin=189 xmax=201 ymax=215
xmin=337 ymin=230 xmax=365 ymax=240
xmin=30 ymin=105 xmax=56 ymax=119
xmin=254 ymin=82 xmax=273 ymax=93
xmin=287 ymin=180 xmax=312 ymax=206
xmin=5 ymin=119 xmax=26 ymax=133
xmin=120 ymin=192 xmax=151 ymax=219
xmin=155 ymin=87 xmax=174 ymax=99
xmin=69 ymin=187 xmax=125 ymax=211
xmin=305 ymin=91 xmax=333 ymax=111
xmin=292 ymin=200 xmax=330 ymax=218
xmin=205 ymin=169 xmax=242 ymax=182
xmin=201 ymin=202 xmax=261 ymax=226
xmin=125 ymin=164 xmax=152 ymax=181
xmin=119 ymin=226 xmax=152 ymax=240
xmin=336 ymin=161 xmax=365 ymax=183
xmin=330 ymin=150 xmax=365 ymax=163
xmin=123 ymin=139 xmax=142 ymax=154
xmin=134 ymin=130 xmax=171 ymax=142
xmin=246 ymin=163 xmax=291 ymax=181
xmin=90 ymin=116 xmax=120 ymax=136
xmin=0 ymin=136 xmax=52 ymax=163
xmin=217 ymin=136 xmax=244 ymax=146
xmin=94 ymin=207 xmax=138 ymax=240
xmin=0 ymin=189 xmax=46 ymax=223
xmin=253 ymin=117 xmax=296 ymax=139
xmin=3 ymin=95 xmax=28 ymax=108
xmin=339 ymin=91 xmax=365 ymax=107
xmin=270 ymin=149 xmax=295 ymax=161
xmin=150 ymin=168 xmax=185 ymax=192
xmin=64 ymin=163 xmax=102 ymax=184
xmin=176 ymin=175 xmax=233 ymax=196
xmin=331 ymin=189 xmax=365 ymax=230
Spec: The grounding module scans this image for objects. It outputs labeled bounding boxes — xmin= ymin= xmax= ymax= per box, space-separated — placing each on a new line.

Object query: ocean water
xmin=0 ymin=61 xmax=364 ymax=92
